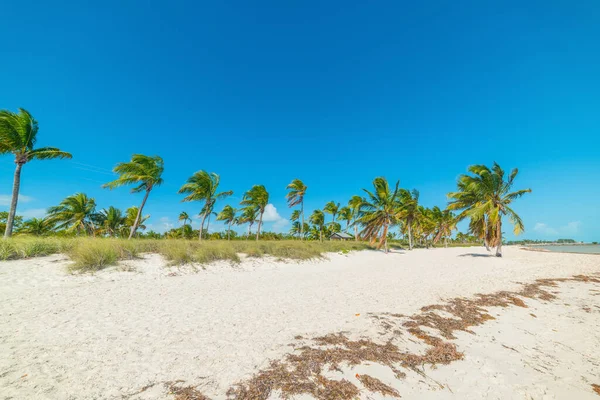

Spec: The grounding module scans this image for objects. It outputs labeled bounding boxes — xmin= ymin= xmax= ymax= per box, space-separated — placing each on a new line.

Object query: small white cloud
xmin=533 ymin=223 xmax=558 ymax=236
xmin=560 ymin=221 xmax=581 ymax=235
xmin=19 ymin=208 xmax=47 ymax=219
xmin=272 ymin=218 xmax=289 ymax=232
xmin=533 ymin=221 xmax=581 ymax=237
xmin=262 ymin=204 xmax=283 ymax=222
xmin=0 ymin=194 xmax=34 ymax=206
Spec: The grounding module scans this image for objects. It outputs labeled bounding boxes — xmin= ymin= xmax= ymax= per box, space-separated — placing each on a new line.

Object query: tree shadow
xmin=458 ymin=253 xmax=495 ymax=258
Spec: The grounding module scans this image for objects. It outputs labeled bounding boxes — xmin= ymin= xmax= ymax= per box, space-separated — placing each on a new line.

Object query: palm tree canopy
xmin=216 ymin=205 xmax=236 ymax=224
xmin=323 ymin=201 xmax=340 ymax=217
xmin=124 ymin=206 xmax=149 ymax=230
xmin=290 ymin=210 xmax=301 ymax=222
xmin=0 ymin=108 xmax=72 ymax=162
xmin=238 ymin=206 xmax=259 ymax=225
xmin=103 ymin=154 xmax=164 ymax=193
xmin=18 ymin=217 xmax=54 ymax=236
xmin=447 ymin=162 xmax=531 ymax=235
xmin=47 ymin=193 xmax=97 ymax=233
xmin=358 ymin=177 xmax=400 ymax=242
xmin=309 ymin=209 xmax=325 ymax=226
xmin=285 ymin=179 xmax=307 ymax=207
xmin=240 ymin=185 xmax=269 ymax=212
xmin=178 ymin=211 xmax=190 ymax=223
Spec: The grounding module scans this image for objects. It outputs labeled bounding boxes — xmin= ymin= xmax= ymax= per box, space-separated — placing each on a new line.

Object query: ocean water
xmin=538 ymin=245 xmax=600 ymax=254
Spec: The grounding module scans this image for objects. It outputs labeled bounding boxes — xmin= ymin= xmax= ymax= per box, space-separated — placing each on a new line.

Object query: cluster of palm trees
xmin=1 ymin=108 xmax=532 ymax=256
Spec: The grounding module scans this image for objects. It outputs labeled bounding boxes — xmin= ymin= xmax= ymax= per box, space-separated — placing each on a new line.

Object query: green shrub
xmin=67 ymin=239 xmax=120 ymax=272
xmin=0 ymin=241 xmax=18 ymax=261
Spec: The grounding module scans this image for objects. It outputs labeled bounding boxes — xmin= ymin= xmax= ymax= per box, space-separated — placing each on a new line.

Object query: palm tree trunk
xmin=206 ymin=213 xmax=212 ymax=238
xmin=300 ymin=200 xmax=304 ymax=241
xmin=354 ymin=223 xmax=358 ymax=242
xmin=227 ymin=221 xmax=232 ymax=240
xmin=256 ymin=210 xmax=264 ymax=240
xmin=4 ymin=162 xmax=24 ymax=238
xmin=129 ymin=188 xmax=150 ymax=240
xmin=199 ymin=212 xmax=207 ymax=240
xmin=247 ymin=223 xmax=251 ymax=240
xmin=381 ymin=223 xmax=389 ymax=253
xmin=320 ymin=226 xmax=323 ymax=242
xmin=407 ymin=221 xmax=413 ymax=250
xmin=495 ymin=216 xmax=503 ymax=257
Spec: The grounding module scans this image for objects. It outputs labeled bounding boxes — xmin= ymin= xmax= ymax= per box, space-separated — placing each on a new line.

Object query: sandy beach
xmin=1 ymin=246 xmax=599 ymax=399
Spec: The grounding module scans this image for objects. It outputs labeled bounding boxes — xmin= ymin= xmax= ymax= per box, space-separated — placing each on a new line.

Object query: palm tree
xmin=123 ymin=206 xmax=150 ymax=237
xmin=447 ymin=163 xmax=531 ymax=257
xmin=357 ymin=177 xmax=400 ymax=253
xmin=290 ymin=210 xmax=301 ymax=239
xmin=103 ymin=154 xmax=164 ymax=239
xmin=240 ymin=185 xmax=269 ymax=240
xmin=0 ymin=108 xmax=72 ymax=237
xmin=431 ymin=206 xmax=457 ymax=247
xmin=47 ymin=193 xmax=97 ymax=235
xmin=323 ymin=201 xmax=340 ymax=227
xmin=238 ymin=206 xmax=258 ymax=239
xmin=337 ymin=206 xmax=353 ymax=233
xmin=216 ymin=205 xmax=237 ymax=240
xmin=178 ymin=211 xmax=191 ymax=227
xmin=398 ymin=189 xmax=421 ymax=250
xmin=348 ymin=195 xmax=364 ymax=241
xmin=178 ymin=171 xmax=232 ymax=240
xmin=309 ymin=209 xmax=325 ymax=242
xmin=18 ymin=217 xmax=54 ymax=236
xmin=98 ymin=206 xmax=126 ymax=237
xmin=286 ymin=179 xmax=307 ymax=240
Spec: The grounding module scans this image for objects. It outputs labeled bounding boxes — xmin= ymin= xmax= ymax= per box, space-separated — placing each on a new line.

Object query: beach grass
xmin=0 ymin=237 xmax=372 ymax=272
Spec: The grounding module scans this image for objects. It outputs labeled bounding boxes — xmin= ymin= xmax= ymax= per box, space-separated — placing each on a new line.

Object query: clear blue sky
xmin=1 ymin=1 xmax=599 ymax=241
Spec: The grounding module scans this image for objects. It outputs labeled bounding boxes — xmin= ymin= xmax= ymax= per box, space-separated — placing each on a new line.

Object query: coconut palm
xmin=103 ymin=154 xmax=164 ymax=239
xmin=0 ymin=108 xmax=72 ymax=237
xmin=447 ymin=163 xmax=531 ymax=257
xmin=398 ymin=189 xmax=421 ymax=250
xmin=240 ymin=185 xmax=269 ymax=240
xmin=178 ymin=171 xmax=232 ymax=240
xmin=286 ymin=179 xmax=307 ymax=239
xmin=337 ymin=206 xmax=353 ymax=233
xmin=122 ymin=206 xmax=149 ymax=236
xmin=98 ymin=206 xmax=126 ymax=237
xmin=290 ymin=210 xmax=301 ymax=239
xmin=348 ymin=195 xmax=364 ymax=241
xmin=18 ymin=217 xmax=54 ymax=236
xmin=178 ymin=211 xmax=191 ymax=226
xmin=323 ymin=201 xmax=340 ymax=226
xmin=238 ymin=206 xmax=259 ymax=239
xmin=216 ymin=205 xmax=237 ymax=240
xmin=431 ymin=207 xmax=457 ymax=247
xmin=357 ymin=177 xmax=400 ymax=253
xmin=47 ymin=193 xmax=97 ymax=235
xmin=309 ymin=209 xmax=325 ymax=242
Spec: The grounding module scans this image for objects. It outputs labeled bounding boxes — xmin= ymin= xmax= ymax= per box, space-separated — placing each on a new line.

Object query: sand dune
xmin=0 ymin=246 xmax=598 ymax=399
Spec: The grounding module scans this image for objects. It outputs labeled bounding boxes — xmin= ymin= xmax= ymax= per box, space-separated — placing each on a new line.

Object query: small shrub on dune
xmin=67 ymin=240 xmax=120 ymax=272
xmin=19 ymin=238 xmax=60 ymax=258
xmin=158 ymin=240 xmax=195 ymax=265
xmin=195 ymin=243 xmax=240 ymax=265
xmin=0 ymin=241 xmax=18 ymax=261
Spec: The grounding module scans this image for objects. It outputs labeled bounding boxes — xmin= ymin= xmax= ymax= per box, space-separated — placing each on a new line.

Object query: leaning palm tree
xmin=18 ymin=217 xmax=54 ymax=236
xmin=290 ymin=210 xmax=301 ymax=239
xmin=357 ymin=177 xmax=400 ymax=253
xmin=216 ymin=205 xmax=237 ymax=240
xmin=122 ymin=206 xmax=149 ymax=237
xmin=309 ymin=209 xmax=325 ymax=242
xmin=178 ymin=211 xmax=191 ymax=227
xmin=240 ymin=185 xmax=269 ymax=240
xmin=47 ymin=193 xmax=97 ymax=235
xmin=323 ymin=201 xmax=340 ymax=226
xmin=431 ymin=206 xmax=457 ymax=247
xmin=337 ymin=206 xmax=353 ymax=233
xmin=178 ymin=171 xmax=232 ymax=240
xmin=447 ymin=163 xmax=531 ymax=257
xmin=103 ymin=154 xmax=164 ymax=239
xmin=238 ymin=206 xmax=259 ymax=239
xmin=0 ymin=108 xmax=72 ymax=237
xmin=286 ymin=179 xmax=307 ymax=240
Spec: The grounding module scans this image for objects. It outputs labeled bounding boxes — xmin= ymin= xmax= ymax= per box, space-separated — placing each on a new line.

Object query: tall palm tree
xmin=0 ymin=108 xmax=72 ymax=237
xmin=18 ymin=217 xmax=54 ymax=236
xmin=178 ymin=171 xmax=232 ymax=240
xmin=286 ymin=179 xmax=307 ymax=240
xmin=348 ymin=195 xmax=364 ymax=241
xmin=398 ymin=189 xmax=421 ymax=250
xmin=103 ymin=154 xmax=164 ymax=239
xmin=447 ymin=163 xmax=531 ymax=257
xmin=309 ymin=210 xmax=325 ymax=242
xmin=238 ymin=206 xmax=258 ymax=239
xmin=98 ymin=206 xmax=126 ymax=237
xmin=216 ymin=205 xmax=237 ymax=240
xmin=337 ymin=206 xmax=353 ymax=233
xmin=47 ymin=193 xmax=97 ymax=235
xmin=357 ymin=177 xmax=400 ymax=253
xmin=290 ymin=210 xmax=301 ymax=239
xmin=240 ymin=185 xmax=269 ymax=240
xmin=323 ymin=201 xmax=340 ymax=226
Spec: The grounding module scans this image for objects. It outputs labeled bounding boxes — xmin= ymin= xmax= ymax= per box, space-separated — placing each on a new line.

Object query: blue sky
xmin=1 ymin=1 xmax=599 ymax=241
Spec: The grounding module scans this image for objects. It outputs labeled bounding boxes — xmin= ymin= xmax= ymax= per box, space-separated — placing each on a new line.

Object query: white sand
xmin=0 ymin=246 xmax=599 ymax=399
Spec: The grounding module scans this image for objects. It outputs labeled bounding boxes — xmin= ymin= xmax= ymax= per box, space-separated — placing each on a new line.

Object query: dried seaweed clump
xmin=357 ymin=374 xmax=400 ymax=397
xmin=166 ymin=381 xmax=211 ymax=400
xmin=593 ymin=383 xmax=600 ymax=396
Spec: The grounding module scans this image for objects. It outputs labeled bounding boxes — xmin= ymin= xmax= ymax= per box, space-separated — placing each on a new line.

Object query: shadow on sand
xmin=458 ymin=253 xmax=495 ymax=258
